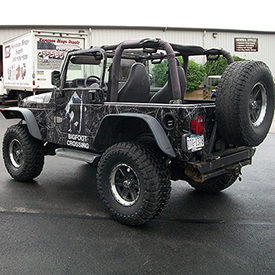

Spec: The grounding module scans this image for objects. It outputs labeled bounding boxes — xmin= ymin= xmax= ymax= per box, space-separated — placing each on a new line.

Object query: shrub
xmin=152 ymin=57 xmax=206 ymax=92
xmin=185 ymin=59 xmax=206 ymax=92
xmin=205 ymin=55 xmax=246 ymax=76
xmin=152 ymin=59 xmax=168 ymax=87
xmin=205 ymin=56 xmax=228 ymax=76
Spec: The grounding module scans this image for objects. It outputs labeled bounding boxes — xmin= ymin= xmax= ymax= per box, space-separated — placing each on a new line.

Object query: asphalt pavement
xmin=0 ymin=102 xmax=275 ymax=274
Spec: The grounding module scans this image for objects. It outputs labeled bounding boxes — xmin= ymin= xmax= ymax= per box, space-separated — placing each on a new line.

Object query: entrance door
xmin=52 ymin=49 xmax=105 ymax=150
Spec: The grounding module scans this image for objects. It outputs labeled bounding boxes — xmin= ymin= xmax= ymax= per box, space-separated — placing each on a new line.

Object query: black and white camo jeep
xmin=1 ymin=38 xmax=274 ymax=225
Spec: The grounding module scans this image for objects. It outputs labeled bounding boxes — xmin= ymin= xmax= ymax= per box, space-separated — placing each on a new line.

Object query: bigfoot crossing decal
xmin=65 ymin=91 xmax=89 ymax=149
xmin=65 ymin=91 xmax=84 ymax=134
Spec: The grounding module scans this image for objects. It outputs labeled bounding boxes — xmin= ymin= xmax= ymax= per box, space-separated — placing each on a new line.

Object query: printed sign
xmin=234 ymin=38 xmax=258 ymax=52
xmin=37 ymin=36 xmax=83 ymax=70
xmin=3 ymin=32 xmax=85 ymax=90
xmin=4 ymin=33 xmax=33 ymax=87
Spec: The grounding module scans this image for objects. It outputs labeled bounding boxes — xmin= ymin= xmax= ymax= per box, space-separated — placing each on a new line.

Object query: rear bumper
xmin=185 ymin=147 xmax=256 ymax=182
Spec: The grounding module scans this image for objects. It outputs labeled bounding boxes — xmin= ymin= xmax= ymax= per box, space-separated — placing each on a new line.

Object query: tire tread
xmin=97 ymin=142 xmax=171 ymax=225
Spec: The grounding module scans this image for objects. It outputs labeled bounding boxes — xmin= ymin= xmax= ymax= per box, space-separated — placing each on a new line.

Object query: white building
xmin=1 ymin=25 xmax=275 ymax=76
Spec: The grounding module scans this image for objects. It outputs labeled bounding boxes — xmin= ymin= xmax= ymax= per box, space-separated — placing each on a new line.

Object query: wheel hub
xmin=250 ymin=100 xmax=257 ymax=109
xmin=15 ymin=149 xmax=21 ymax=157
xmin=110 ymin=163 xmax=141 ymax=206
xmin=123 ymin=179 xmax=132 ymax=189
xmin=249 ymin=82 xmax=267 ymax=127
xmin=9 ymin=139 xmax=23 ymax=168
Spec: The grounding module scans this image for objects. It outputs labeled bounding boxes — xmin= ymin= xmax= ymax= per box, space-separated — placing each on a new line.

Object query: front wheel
xmin=3 ymin=124 xmax=44 ymax=182
xmin=97 ymin=142 xmax=171 ymax=225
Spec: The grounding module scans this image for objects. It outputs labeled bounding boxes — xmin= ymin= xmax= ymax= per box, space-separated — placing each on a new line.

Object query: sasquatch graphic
xmin=65 ymin=91 xmax=85 ymax=134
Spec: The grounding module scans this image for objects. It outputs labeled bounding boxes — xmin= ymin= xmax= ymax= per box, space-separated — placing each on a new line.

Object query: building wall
xmin=1 ymin=25 xmax=275 ymax=75
xmin=90 ymin=27 xmax=275 ymax=75
xmin=202 ymin=30 xmax=275 ymax=74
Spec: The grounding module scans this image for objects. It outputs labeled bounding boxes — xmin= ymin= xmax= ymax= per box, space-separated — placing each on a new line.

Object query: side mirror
xmin=51 ymin=70 xmax=61 ymax=87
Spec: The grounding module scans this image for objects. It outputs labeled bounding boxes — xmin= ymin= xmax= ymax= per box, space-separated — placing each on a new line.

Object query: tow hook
xmin=238 ymin=170 xmax=243 ymax=181
xmin=234 ymin=166 xmax=243 ymax=181
xmin=226 ymin=165 xmax=243 ymax=181
xmin=237 ymin=162 xmax=243 ymax=181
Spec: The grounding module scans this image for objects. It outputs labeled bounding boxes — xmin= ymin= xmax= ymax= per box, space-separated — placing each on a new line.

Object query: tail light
xmin=191 ymin=116 xmax=204 ymax=135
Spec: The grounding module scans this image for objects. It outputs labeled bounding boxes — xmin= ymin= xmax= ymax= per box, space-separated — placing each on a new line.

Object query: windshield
xmin=64 ymin=52 xmax=104 ymax=88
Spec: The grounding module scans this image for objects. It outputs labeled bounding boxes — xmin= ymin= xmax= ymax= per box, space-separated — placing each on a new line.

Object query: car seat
xmin=117 ymin=63 xmax=150 ymax=102
xmin=150 ymin=66 xmax=187 ymax=103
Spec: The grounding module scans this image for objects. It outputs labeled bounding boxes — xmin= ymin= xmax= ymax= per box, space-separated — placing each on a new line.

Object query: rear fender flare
xmin=93 ymin=113 xmax=176 ymax=158
xmin=1 ymin=107 xmax=42 ymax=140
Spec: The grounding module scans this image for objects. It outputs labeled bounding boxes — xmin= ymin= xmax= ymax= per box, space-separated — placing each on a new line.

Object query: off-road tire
xmin=136 ymin=138 xmax=171 ymax=219
xmin=97 ymin=142 xmax=171 ymax=225
xmin=216 ymin=61 xmax=275 ymax=146
xmin=188 ymin=174 xmax=238 ymax=193
xmin=3 ymin=124 xmax=44 ymax=182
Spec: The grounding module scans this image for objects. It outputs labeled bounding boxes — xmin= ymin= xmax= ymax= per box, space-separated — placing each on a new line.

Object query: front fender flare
xmin=1 ymin=107 xmax=42 ymax=140
xmin=93 ymin=113 xmax=176 ymax=158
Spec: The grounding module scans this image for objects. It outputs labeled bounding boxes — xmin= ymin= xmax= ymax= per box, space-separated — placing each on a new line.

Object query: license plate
xmin=187 ymin=135 xmax=204 ymax=151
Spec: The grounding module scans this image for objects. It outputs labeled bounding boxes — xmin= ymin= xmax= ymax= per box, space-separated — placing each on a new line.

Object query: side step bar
xmin=55 ymin=148 xmax=101 ymax=164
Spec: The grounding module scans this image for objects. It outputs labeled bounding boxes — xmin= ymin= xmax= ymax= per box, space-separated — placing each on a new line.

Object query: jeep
xmin=1 ymin=38 xmax=274 ymax=225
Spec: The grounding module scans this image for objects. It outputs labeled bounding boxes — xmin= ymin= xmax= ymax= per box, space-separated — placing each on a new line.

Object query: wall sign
xmin=234 ymin=38 xmax=258 ymax=52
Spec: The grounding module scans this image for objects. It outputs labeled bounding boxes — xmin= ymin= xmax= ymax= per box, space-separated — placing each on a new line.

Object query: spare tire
xmin=216 ymin=61 xmax=275 ymax=147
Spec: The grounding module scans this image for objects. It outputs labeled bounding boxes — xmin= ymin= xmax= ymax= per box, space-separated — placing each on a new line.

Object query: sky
xmin=1 ymin=0 xmax=274 ymax=32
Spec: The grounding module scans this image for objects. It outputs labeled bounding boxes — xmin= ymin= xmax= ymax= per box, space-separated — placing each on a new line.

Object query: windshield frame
xmin=60 ymin=47 xmax=107 ymax=90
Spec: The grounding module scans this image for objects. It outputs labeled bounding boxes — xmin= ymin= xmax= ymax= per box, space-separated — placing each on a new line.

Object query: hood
xmin=20 ymin=92 xmax=52 ymax=107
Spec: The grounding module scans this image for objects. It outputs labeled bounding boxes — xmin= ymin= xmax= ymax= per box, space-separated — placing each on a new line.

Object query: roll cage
xmin=101 ymin=38 xmax=234 ymax=103
xmin=54 ymin=38 xmax=234 ymax=103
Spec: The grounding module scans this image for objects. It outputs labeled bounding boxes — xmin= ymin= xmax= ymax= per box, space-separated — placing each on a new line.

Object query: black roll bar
xmin=110 ymin=39 xmax=182 ymax=103
xmin=107 ymin=39 xmax=234 ymax=103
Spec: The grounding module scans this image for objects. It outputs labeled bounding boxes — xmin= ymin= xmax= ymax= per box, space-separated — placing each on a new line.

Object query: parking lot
xmin=0 ymin=102 xmax=275 ymax=274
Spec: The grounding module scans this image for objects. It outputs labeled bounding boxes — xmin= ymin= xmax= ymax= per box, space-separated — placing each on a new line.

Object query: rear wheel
xmin=216 ymin=61 xmax=275 ymax=146
xmin=188 ymin=174 xmax=238 ymax=193
xmin=3 ymin=124 xmax=44 ymax=182
xmin=97 ymin=142 xmax=171 ymax=225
